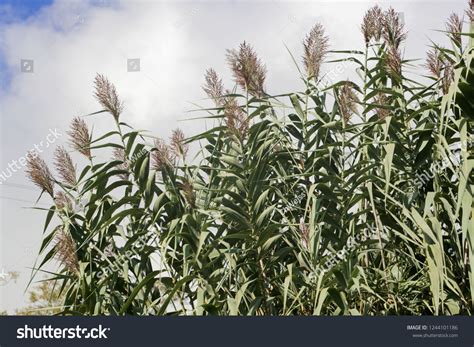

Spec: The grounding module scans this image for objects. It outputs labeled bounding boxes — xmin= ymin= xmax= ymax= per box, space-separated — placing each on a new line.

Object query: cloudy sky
xmin=0 ymin=0 xmax=467 ymax=312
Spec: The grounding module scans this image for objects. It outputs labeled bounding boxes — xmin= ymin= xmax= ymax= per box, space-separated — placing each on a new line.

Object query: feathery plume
xmin=152 ymin=139 xmax=173 ymax=171
xmin=203 ymin=67 xmax=249 ymax=138
xmin=224 ymin=93 xmax=249 ymax=139
xmin=93 ymin=74 xmax=123 ymax=120
xmin=426 ymin=47 xmax=443 ymax=78
xmin=226 ymin=41 xmax=266 ymax=97
xmin=446 ymin=13 xmax=463 ymax=47
xmin=181 ymin=178 xmax=196 ymax=208
xmin=55 ymin=191 xmax=73 ymax=211
xmin=26 ymin=151 xmax=54 ymax=197
xmin=381 ymin=8 xmax=406 ymax=76
xmin=170 ymin=128 xmax=188 ymax=159
xmin=375 ymin=93 xmax=390 ymax=120
xmin=337 ymin=82 xmax=358 ymax=124
xmin=442 ymin=60 xmax=454 ymax=95
xmin=203 ymin=68 xmax=224 ymax=105
xmin=386 ymin=47 xmax=402 ymax=76
xmin=382 ymin=8 xmax=407 ymax=50
xmin=113 ymin=147 xmax=129 ymax=180
xmin=68 ymin=117 xmax=91 ymax=159
xmin=303 ymin=23 xmax=329 ymax=80
xmin=202 ymin=68 xmax=249 ymax=139
xmin=54 ymin=228 xmax=79 ymax=274
xmin=361 ymin=5 xmax=384 ymax=45
xmin=425 ymin=47 xmax=454 ymax=94
xmin=467 ymin=0 xmax=474 ymax=22
xmin=54 ymin=146 xmax=76 ymax=187
xmin=299 ymin=218 xmax=310 ymax=250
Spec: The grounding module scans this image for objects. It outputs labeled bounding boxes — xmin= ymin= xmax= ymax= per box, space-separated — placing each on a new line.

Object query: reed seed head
xmin=299 ymin=218 xmax=310 ymax=250
xmin=113 ymin=147 xmax=129 ymax=180
xmin=425 ymin=47 xmax=453 ymax=94
xmin=468 ymin=0 xmax=474 ymax=22
xmin=382 ymin=8 xmax=407 ymax=50
xmin=68 ymin=117 xmax=92 ymax=160
xmin=224 ymin=93 xmax=249 ymax=139
xmin=54 ymin=146 xmax=76 ymax=187
xmin=375 ymin=93 xmax=390 ymax=120
xmin=426 ymin=47 xmax=443 ymax=79
xmin=26 ymin=151 xmax=54 ymax=198
xmin=303 ymin=23 xmax=329 ymax=81
xmin=93 ymin=74 xmax=123 ymax=120
xmin=54 ymin=228 xmax=79 ymax=274
xmin=386 ymin=47 xmax=402 ymax=76
xmin=55 ymin=191 xmax=73 ymax=211
xmin=361 ymin=5 xmax=384 ymax=45
xmin=170 ymin=128 xmax=188 ymax=159
xmin=446 ymin=13 xmax=463 ymax=47
xmin=203 ymin=68 xmax=225 ymax=106
xmin=337 ymin=81 xmax=358 ymax=124
xmin=226 ymin=41 xmax=266 ymax=97
xmin=181 ymin=178 xmax=196 ymax=208
xmin=442 ymin=60 xmax=454 ymax=95
xmin=202 ymin=69 xmax=248 ymax=138
xmin=152 ymin=138 xmax=173 ymax=171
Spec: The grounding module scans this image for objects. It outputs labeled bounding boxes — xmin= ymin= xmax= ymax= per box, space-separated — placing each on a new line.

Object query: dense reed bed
xmin=27 ymin=3 xmax=474 ymax=315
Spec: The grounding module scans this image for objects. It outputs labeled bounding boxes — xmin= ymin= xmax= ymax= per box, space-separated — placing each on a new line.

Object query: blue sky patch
xmin=0 ymin=0 xmax=54 ymax=92
xmin=0 ymin=0 xmax=54 ymax=24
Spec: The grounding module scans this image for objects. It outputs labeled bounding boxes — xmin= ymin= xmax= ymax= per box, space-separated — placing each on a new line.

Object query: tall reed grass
xmin=27 ymin=3 xmax=474 ymax=315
